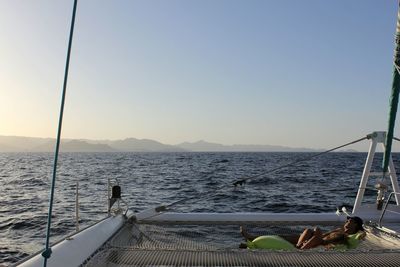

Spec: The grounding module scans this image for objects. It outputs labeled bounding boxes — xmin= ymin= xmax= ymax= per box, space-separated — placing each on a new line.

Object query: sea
xmin=0 ymin=152 xmax=398 ymax=265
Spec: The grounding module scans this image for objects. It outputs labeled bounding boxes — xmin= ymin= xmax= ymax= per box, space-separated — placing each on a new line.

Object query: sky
xmin=0 ymin=0 xmax=400 ymax=150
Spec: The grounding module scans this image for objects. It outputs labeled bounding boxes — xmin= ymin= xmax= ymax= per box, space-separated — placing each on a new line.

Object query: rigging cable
xmin=232 ymin=135 xmax=368 ymax=187
xmin=42 ymin=0 xmax=78 ymax=266
xmin=140 ymin=135 xmax=369 ymax=219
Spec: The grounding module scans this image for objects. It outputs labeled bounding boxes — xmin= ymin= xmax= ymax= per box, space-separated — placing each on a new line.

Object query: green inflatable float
xmin=334 ymin=231 xmax=365 ymax=251
xmin=246 ymin=235 xmax=296 ymax=251
xmin=246 ymin=232 xmax=364 ymax=251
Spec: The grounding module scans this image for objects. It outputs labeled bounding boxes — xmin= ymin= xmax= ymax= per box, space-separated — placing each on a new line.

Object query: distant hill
xmin=0 ymin=136 xmax=52 ymax=151
xmin=0 ymin=135 xmax=325 ymax=152
xmin=177 ymin=140 xmax=227 ymax=152
xmin=0 ymin=142 xmax=19 ymax=152
xmin=109 ymin=138 xmax=185 ymax=152
xmin=32 ymin=140 xmax=117 ymax=152
xmin=0 ymin=135 xmax=185 ymax=152
xmin=176 ymin=140 xmax=318 ymax=152
xmin=230 ymin=144 xmax=317 ymax=152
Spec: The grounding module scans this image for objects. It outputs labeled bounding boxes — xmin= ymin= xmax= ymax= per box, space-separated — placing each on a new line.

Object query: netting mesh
xmin=82 ymin=222 xmax=400 ymax=267
xmin=84 ymin=249 xmax=400 ymax=267
xmin=111 ymin=223 xmax=221 ymax=250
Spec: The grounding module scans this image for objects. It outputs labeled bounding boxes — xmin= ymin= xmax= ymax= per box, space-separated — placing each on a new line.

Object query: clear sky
xmin=0 ymin=0 xmax=399 ymax=150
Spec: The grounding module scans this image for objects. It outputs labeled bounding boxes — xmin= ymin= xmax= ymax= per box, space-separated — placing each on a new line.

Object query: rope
xmin=140 ymin=135 xmax=368 ymax=219
xmin=42 ymin=0 xmax=78 ymax=266
xmin=232 ymin=135 xmax=368 ymax=186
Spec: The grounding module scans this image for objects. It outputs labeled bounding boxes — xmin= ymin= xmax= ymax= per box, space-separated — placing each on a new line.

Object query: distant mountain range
xmin=0 ymin=135 xmax=328 ymax=152
xmin=177 ymin=140 xmax=317 ymax=152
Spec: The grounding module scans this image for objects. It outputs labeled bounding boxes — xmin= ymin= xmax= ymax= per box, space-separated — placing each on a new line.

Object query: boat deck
xmin=83 ymin=221 xmax=400 ymax=267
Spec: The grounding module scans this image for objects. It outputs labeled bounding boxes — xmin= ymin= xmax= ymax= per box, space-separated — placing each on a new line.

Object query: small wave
xmin=0 ymin=247 xmax=29 ymax=264
xmin=0 ymin=220 xmax=13 ymax=231
xmin=10 ymin=220 xmax=39 ymax=230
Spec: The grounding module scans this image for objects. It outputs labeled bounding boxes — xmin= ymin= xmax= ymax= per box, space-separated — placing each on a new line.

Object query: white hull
xmin=17 ymin=214 xmax=126 ymax=267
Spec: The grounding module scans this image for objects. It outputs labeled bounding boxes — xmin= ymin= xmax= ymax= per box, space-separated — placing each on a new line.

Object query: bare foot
xmin=239 ymin=242 xmax=248 ymax=249
xmin=240 ymin=226 xmax=246 ymax=238
xmin=240 ymin=226 xmax=255 ymax=241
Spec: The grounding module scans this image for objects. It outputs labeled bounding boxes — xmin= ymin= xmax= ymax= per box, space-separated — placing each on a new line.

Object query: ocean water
xmin=0 ymin=152 xmax=398 ymax=265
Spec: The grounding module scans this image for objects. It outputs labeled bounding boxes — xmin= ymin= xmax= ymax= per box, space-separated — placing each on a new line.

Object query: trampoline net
xmin=82 ymin=222 xmax=400 ymax=267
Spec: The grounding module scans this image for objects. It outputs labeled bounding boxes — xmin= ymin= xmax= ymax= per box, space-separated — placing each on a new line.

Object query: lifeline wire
xmin=141 ymin=135 xmax=369 ymax=218
xmin=232 ymin=135 xmax=368 ymax=186
xmin=42 ymin=1 xmax=78 ymax=266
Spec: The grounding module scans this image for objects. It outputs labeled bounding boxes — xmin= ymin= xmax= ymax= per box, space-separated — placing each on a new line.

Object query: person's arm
xmin=240 ymin=226 xmax=258 ymax=241
xmin=358 ymin=231 xmax=367 ymax=240
xmin=321 ymin=228 xmax=342 ymax=238
xmin=322 ymin=232 xmax=346 ymax=245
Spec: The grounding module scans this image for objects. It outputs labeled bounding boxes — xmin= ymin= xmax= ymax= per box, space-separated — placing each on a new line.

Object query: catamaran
xmin=13 ymin=1 xmax=400 ymax=266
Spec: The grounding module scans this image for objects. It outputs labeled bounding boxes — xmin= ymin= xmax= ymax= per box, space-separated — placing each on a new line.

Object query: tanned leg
xmin=300 ymin=228 xmax=323 ymax=249
xmin=296 ymin=228 xmax=313 ymax=248
xmin=281 ymin=234 xmax=301 ymax=245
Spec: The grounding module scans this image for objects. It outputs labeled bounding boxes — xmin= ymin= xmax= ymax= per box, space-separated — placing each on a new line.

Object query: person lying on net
xmin=240 ymin=216 xmax=366 ymax=250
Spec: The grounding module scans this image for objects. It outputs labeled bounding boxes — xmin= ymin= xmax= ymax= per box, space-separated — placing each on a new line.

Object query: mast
xmin=381 ymin=1 xmax=400 ymax=209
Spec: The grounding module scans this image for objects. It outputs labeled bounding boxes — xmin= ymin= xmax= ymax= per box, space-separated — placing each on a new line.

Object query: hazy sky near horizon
xmin=1 ymin=0 xmax=400 ymax=150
